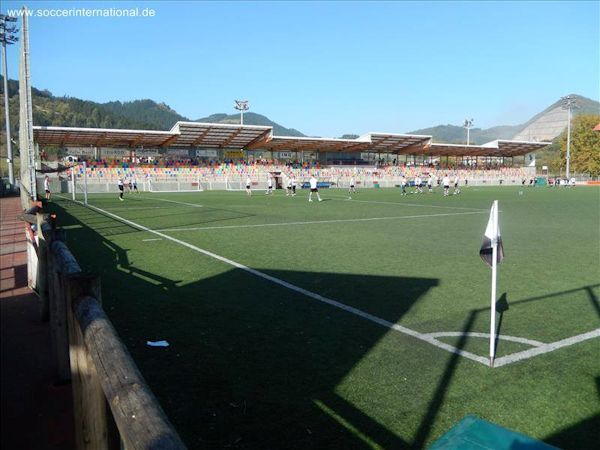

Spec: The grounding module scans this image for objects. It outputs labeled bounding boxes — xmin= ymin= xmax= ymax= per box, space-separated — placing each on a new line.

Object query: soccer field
xmin=50 ymin=186 xmax=600 ymax=449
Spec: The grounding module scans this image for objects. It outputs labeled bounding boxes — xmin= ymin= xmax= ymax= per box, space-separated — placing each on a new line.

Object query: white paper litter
xmin=146 ymin=340 xmax=169 ymax=347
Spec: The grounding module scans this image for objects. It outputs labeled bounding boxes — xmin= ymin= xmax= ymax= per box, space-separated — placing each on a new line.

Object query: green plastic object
xmin=429 ymin=415 xmax=558 ymax=450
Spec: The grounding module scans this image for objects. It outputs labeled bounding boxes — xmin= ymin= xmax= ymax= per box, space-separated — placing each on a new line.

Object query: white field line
xmin=155 ymin=211 xmax=486 ymax=232
xmin=142 ymin=238 xmax=163 ymax=242
xmin=327 ymin=195 xmax=488 ymax=211
xmin=63 ymin=196 xmax=600 ymax=368
xmin=69 ymin=198 xmax=490 ymax=367
xmin=426 ymin=332 xmax=545 ymax=347
xmin=142 ymin=197 xmax=204 ymax=208
xmin=492 ymin=328 xmax=600 ymax=367
xmin=104 ymin=206 xmax=173 ymax=211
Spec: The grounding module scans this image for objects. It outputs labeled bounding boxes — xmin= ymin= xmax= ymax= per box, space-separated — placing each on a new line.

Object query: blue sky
xmin=3 ymin=1 xmax=599 ymax=136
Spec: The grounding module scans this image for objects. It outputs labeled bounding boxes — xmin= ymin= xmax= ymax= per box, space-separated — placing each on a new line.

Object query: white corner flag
xmin=479 ymin=200 xmax=504 ymax=367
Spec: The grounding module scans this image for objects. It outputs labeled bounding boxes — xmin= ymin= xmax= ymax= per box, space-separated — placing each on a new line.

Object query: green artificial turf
xmin=49 ymin=185 xmax=600 ymax=449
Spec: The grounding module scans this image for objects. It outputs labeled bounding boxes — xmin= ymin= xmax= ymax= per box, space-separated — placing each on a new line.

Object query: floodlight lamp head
xmin=234 ymin=100 xmax=249 ymax=111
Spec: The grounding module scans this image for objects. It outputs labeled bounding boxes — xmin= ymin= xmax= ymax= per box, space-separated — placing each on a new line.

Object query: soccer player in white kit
xmin=245 ymin=176 xmax=252 ymax=196
xmin=349 ymin=177 xmax=356 ymax=195
xmin=266 ymin=176 xmax=273 ymax=195
xmin=400 ymin=176 xmax=407 ymax=196
xmin=291 ymin=176 xmax=297 ymax=196
xmin=453 ymin=175 xmax=460 ymax=195
xmin=308 ymin=176 xmax=322 ymax=202
xmin=442 ymin=174 xmax=451 ymax=197
xmin=427 ymin=175 xmax=434 ymax=193
xmin=286 ymin=177 xmax=293 ymax=196
xmin=414 ymin=175 xmax=422 ymax=194
xmin=44 ymin=175 xmax=51 ymax=200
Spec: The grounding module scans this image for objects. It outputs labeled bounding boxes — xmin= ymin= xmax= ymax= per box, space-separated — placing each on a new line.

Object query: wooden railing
xmin=22 ymin=204 xmax=187 ymax=450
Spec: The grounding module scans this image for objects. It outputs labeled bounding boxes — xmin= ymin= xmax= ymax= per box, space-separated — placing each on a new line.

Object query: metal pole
xmin=71 ymin=166 xmax=76 ymax=200
xmin=489 ymin=200 xmax=499 ymax=368
xmin=566 ymin=105 xmax=571 ymax=178
xmin=1 ymin=41 xmax=14 ymax=185
xmin=467 ymin=127 xmax=470 ymax=146
xmin=83 ymin=161 xmax=88 ymax=205
xmin=240 ymin=110 xmax=244 ymax=125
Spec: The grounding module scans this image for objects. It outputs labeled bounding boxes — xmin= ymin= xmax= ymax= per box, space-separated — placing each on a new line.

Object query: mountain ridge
xmin=1 ymin=77 xmax=598 ymax=146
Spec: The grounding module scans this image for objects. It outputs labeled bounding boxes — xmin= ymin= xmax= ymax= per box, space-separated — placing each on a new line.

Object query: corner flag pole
xmin=489 ymin=200 xmax=498 ymax=367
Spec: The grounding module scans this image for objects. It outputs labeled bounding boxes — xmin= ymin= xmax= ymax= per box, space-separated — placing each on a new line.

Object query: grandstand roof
xmin=168 ymin=122 xmax=272 ymax=148
xmin=32 ymin=126 xmax=175 ymax=148
xmin=33 ymin=122 xmax=272 ymax=149
xmin=247 ymin=132 xmax=432 ymax=154
xmin=33 ymin=122 xmax=551 ymax=157
xmin=246 ymin=135 xmax=372 ymax=152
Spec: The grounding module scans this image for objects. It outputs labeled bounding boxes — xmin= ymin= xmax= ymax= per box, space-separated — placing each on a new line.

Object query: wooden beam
xmin=160 ymin=134 xmax=179 ymax=148
xmin=219 ymin=128 xmax=244 ymax=148
xmin=191 ymin=127 xmax=213 ymax=147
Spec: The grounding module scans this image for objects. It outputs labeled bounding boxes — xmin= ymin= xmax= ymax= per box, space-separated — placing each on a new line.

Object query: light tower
xmin=234 ymin=100 xmax=249 ymax=125
xmin=0 ymin=13 xmax=18 ymax=185
xmin=463 ymin=118 xmax=474 ymax=146
xmin=561 ymin=95 xmax=578 ymax=178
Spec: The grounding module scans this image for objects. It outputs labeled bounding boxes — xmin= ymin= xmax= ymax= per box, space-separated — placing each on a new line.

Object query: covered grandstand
xmin=33 ymin=121 xmax=550 ymax=159
xmin=32 ymin=121 xmax=551 ymax=194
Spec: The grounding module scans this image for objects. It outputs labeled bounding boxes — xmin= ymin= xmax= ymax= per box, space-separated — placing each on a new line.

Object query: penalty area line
xmin=71 ymin=198 xmax=490 ymax=367
xmin=155 ymin=210 xmax=486 ymax=232
xmin=327 ymin=195 xmax=488 ymax=211
xmin=492 ymin=328 xmax=600 ymax=367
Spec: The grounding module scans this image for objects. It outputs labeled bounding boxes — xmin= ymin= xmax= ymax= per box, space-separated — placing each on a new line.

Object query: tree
xmin=557 ymin=114 xmax=600 ymax=177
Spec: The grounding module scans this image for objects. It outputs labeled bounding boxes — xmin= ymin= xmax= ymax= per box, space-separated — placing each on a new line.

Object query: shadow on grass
xmin=47 ymin=198 xmax=600 ymax=449
xmin=544 ymin=411 xmax=600 ymax=449
xmin=50 ymin=198 xmax=438 ymax=448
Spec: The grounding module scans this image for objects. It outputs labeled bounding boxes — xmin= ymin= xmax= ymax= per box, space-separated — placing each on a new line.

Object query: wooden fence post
xmin=36 ymin=213 xmax=49 ymax=322
xmin=65 ymin=273 xmax=116 ymax=450
xmin=48 ymin=250 xmax=72 ymax=382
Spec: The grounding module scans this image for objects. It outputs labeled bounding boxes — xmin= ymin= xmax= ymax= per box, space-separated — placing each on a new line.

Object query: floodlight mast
xmin=234 ymin=100 xmax=249 ymax=125
xmin=0 ymin=13 xmax=19 ymax=186
xmin=561 ymin=95 xmax=578 ymax=179
xmin=463 ymin=118 xmax=474 ymax=146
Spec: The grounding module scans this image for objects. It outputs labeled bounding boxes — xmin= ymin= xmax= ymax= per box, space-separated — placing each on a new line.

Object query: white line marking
xmin=493 ymin=329 xmax=600 ymax=367
xmin=62 ymin=196 xmax=600 ymax=368
xmin=155 ymin=211 xmax=486 ymax=232
xmin=105 ymin=206 xmax=171 ymax=211
xmin=141 ymin=197 xmax=204 ymax=208
xmin=426 ymin=332 xmax=545 ymax=347
xmin=69 ymin=199 xmax=490 ymax=366
xmin=142 ymin=238 xmax=162 ymax=242
xmin=327 ymin=195 xmax=487 ymax=211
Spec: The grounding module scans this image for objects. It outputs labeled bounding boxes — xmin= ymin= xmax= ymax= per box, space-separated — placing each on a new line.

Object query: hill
xmin=405 ymin=124 xmax=520 ymax=145
xmin=512 ymin=94 xmax=599 ymax=141
xmin=195 ymin=112 xmax=305 ymax=137
xmin=406 ymin=95 xmax=599 ymax=144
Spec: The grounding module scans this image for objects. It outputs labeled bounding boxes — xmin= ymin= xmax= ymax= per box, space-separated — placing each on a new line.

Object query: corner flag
xmin=480 ymin=200 xmax=504 ymax=367
xmin=480 ymin=201 xmax=504 ymax=267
